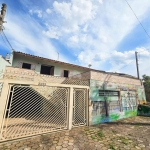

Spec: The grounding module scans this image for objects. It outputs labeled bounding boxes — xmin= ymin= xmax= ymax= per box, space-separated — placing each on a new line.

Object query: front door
xmin=72 ymin=88 xmax=87 ymax=127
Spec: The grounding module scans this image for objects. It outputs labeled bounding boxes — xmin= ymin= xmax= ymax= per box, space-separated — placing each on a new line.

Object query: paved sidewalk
xmin=0 ymin=116 xmax=150 ymax=150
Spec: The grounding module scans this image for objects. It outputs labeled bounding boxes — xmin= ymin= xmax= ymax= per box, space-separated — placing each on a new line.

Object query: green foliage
xmin=142 ymin=74 xmax=150 ymax=102
xmin=109 ymin=144 xmax=116 ymax=150
xmin=97 ymin=130 xmax=104 ymax=138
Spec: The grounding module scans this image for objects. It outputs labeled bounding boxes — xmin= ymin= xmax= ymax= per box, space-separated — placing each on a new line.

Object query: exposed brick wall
xmin=3 ymin=67 xmax=141 ymax=86
xmin=69 ymin=71 xmax=90 ymax=80
xmin=4 ymin=67 xmax=65 ymax=83
xmin=3 ymin=67 xmax=89 ymax=86
xmin=90 ymin=71 xmax=141 ymax=86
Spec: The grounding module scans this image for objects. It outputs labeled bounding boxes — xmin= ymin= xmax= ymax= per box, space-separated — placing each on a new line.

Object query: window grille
xmin=99 ymin=90 xmax=119 ymax=96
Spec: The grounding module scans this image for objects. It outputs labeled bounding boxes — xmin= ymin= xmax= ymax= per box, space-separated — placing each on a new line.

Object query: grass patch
xmin=91 ymin=136 xmax=95 ymax=140
xmin=109 ymin=144 xmax=116 ymax=150
xmin=97 ymin=131 xmax=104 ymax=138
xmin=119 ymin=136 xmax=129 ymax=145
xmin=112 ymin=130 xmax=117 ymax=134
xmin=128 ymin=133 xmax=132 ymax=136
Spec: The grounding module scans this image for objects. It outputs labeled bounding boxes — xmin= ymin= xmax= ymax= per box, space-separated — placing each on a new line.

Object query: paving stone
xmin=63 ymin=141 xmax=68 ymax=144
xmin=56 ymin=146 xmax=62 ymax=149
xmin=68 ymin=142 xmax=73 ymax=146
xmin=135 ymin=146 xmax=141 ymax=149
xmin=24 ymin=147 xmax=31 ymax=150
xmin=61 ymin=148 xmax=68 ymax=150
xmin=62 ymin=144 xmax=68 ymax=148
xmin=138 ymin=144 xmax=146 ymax=148
xmin=0 ymin=116 xmax=150 ymax=150
xmin=73 ymin=148 xmax=79 ymax=150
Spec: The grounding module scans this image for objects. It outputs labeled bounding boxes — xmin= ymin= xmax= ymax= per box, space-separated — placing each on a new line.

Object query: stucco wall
xmin=0 ymin=55 xmax=11 ymax=72
xmin=12 ymin=54 xmax=88 ymax=77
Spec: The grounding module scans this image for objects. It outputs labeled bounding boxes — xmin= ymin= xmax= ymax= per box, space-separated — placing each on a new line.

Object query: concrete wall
xmin=0 ymin=55 xmax=11 ymax=72
xmin=12 ymin=54 xmax=88 ymax=77
xmin=89 ymin=79 xmax=146 ymax=125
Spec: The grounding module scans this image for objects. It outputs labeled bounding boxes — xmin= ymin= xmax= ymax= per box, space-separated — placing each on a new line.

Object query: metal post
xmin=57 ymin=52 xmax=59 ymax=61
xmin=135 ymin=51 xmax=140 ymax=79
xmin=68 ymin=87 xmax=73 ymax=130
xmin=103 ymin=82 xmax=109 ymax=117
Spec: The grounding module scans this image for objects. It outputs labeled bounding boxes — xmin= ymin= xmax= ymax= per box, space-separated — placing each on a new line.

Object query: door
xmin=72 ymin=88 xmax=87 ymax=126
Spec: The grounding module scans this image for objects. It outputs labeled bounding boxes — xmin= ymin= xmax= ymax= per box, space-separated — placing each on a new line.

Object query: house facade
xmin=11 ymin=51 xmax=92 ymax=78
xmin=0 ymin=50 xmax=146 ymax=141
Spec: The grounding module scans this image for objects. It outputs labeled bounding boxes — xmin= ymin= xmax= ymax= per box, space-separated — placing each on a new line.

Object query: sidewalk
xmin=0 ymin=116 xmax=150 ymax=150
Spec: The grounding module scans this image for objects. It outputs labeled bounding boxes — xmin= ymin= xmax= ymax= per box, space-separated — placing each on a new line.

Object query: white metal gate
xmin=72 ymin=88 xmax=87 ymax=126
xmin=1 ymin=84 xmax=69 ymax=140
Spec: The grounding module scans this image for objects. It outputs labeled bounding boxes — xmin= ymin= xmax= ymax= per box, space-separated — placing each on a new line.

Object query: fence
xmin=0 ymin=83 xmax=88 ymax=141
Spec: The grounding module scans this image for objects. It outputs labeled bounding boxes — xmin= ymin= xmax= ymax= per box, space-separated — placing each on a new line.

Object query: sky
xmin=0 ymin=0 xmax=150 ymax=78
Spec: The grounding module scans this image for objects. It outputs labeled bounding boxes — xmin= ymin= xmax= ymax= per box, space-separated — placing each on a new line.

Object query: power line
xmin=119 ymin=60 xmax=135 ymax=71
xmin=124 ymin=0 xmax=150 ymax=39
xmin=0 ymin=32 xmax=11 ymax=50
xmin=2 ymin=29 xmax=13 ymax=49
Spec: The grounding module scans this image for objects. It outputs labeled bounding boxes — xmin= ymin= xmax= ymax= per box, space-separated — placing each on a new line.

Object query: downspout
xmin=103 ymin=81 xmax=109 ymax=117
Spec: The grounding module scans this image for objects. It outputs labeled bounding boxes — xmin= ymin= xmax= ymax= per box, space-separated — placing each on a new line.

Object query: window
xmin=64 ymin=70 xmax=69 ymax=77
xmin=40 ymin=65 xmax=54 ymax=75
xmin=22 ymin=63 xmax=31 ymax=69
xmin=99 ymin=90 xmax=119 ymax=96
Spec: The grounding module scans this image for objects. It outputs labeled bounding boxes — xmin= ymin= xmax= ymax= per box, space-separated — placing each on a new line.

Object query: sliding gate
xmin=1 ymin=84 xmax=69 ymax=140
xmin=0 ymin=84 xmax=88 ymax=141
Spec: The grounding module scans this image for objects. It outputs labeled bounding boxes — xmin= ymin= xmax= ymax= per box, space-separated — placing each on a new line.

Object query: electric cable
xmin=2 ymin=29 xmax=13 ymax=49
xmin=0 ymin=32 xmax=11 ymax=50
xmin=119 ymin=60 xmax=135 ymax=71
xmin=124 ymin=0 xmax=150 ymax=39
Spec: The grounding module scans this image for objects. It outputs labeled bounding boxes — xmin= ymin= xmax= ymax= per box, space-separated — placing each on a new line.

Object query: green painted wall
xmin=12 ymin=54 xmax=88 ymax=77
xmin=90 ymin=79 xmax=146 ymax=125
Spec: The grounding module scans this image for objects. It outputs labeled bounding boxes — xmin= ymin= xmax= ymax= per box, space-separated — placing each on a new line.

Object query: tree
xmin=142 ymin=74 xmax=150 ymax=102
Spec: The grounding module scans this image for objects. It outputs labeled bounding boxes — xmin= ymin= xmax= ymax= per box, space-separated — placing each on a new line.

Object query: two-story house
xmin=0 ymin=50 xmax=146 ymax=141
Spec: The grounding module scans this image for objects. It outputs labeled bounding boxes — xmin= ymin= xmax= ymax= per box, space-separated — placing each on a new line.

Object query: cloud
xmin=51 ymin=0 xmax=150 ymax=76
xmin=98 ymin=0 xmax=103 ymax=4
xmin=29 ymin=9 xmax=42 ymax=18
xmin=4 ymin=12 xmax=69 ymax=63
xmin=46 ymin=8 xmax=52 ymax=14
xmin=3 ymin=0 xmax=150 ymax=77
xmin=109 ymin=48 xmax=150 ymax=76
xmin=51 ymin=0 xmax=97 ymax=33
xmin=43 ymin=26 xmax=61 ymax=39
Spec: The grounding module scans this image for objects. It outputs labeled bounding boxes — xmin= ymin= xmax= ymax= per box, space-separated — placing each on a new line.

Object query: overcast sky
xmin=1 ymin=0 xmax=150 ymax=77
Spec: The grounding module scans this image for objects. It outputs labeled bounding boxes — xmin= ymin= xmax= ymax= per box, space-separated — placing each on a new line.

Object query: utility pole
xmin=0 ymin=3 xmax=7 ymax=32
xmin=135 ymin=51 xmax=140 ymax=79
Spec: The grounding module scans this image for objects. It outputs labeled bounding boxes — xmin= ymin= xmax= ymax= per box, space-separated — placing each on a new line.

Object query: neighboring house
xmin=0 ymin=50 xmax=146 ymax=141
xmin=0 ymin=54 xmax=11 ymax=72
xmin=11 ymin=51 xmax=93 ymax=78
